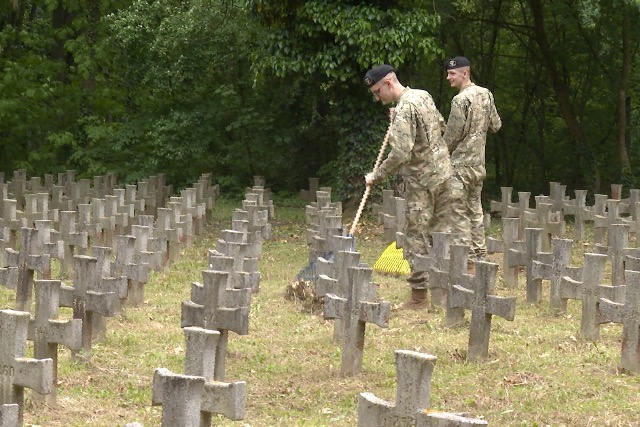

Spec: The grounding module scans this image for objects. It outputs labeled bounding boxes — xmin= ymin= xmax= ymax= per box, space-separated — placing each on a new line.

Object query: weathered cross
xmin=597 ymin=269 xmax=640 ymax=373
xmin=59 ymin=255 xmax=117 ymax=359
xmin=28 ymin=280 xmax=82 ymax=404
xmin=181 ymin=269 xmax=251 ymax=381
xmin=559 ymin=253 xmax=621 ymax=342
xmin=324 ymin=265 xmax=390 ymax=375
xmin=487 ymin=217 xmax=520 ymax=288
xmin=449 ymin=261 xmax=516 ymax=361
xmin=0 ymin=309 xmax=53 ymax=425
xmin=358 ymin=350 xmax=487 ymax=427
xmin=530 ymin=238 xmax=581 ymax=310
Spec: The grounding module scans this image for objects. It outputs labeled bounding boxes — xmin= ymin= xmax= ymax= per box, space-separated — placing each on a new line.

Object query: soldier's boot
xmin=401 ymin=288 xmax=429 ymax=310
xmin=467 ymin=260 xmax=476 ymax=275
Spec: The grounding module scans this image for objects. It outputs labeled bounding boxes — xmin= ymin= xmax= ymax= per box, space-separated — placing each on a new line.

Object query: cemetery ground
xmin=2 ymin=199 xmax=639 ymax=426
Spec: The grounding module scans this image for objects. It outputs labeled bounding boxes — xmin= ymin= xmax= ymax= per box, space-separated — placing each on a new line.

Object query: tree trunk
xmin=617 ymin=8 xmax=631 ymax=174
xmin=528 ymin=0 xmax=600 ymax=192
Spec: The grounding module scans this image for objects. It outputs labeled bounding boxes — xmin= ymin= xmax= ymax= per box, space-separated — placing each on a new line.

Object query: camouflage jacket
xmin=443 ymin=83 xmax=501 ymax=178
xmin=371 ymin=87 xmax=451 ymax=189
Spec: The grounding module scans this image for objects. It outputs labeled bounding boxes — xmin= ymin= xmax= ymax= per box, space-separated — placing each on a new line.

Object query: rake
xmin=294 ymin=109 xmax=394 ymax=282
xmin=373 ymin=242 xmax=410 ymax=276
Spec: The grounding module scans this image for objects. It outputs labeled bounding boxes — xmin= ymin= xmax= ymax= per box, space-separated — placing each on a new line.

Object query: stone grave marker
xmin=324 ymin=265 xmax=390 ymax=375
xmin=152 ymin=368 xmax=205 ymax=427
xmin=561 ymin=189 xmax=591 ymax=241
xmin=4 ymin=227 xmax=51 ymax=311
xmin=507 ymin=227 xmax=545 ymax=292
xmin=523 ymin=197 xmax=565 ymax=252
xmin=358 ymin=350 xmax=487 ymax=427
xmin=591 ymin=194 xmax=610 ymax=245
xmin=156 ymin=207 xmax=183 ymax=266
xmin=530 ymin=238 xmax=582 ymax=311
xmin=449 ymin=261 xmax=516 ymax=361
xmin=594 ymin=223 xmax=630 ymax=303
xmin=0 ymin=199 xmax=22 ymax=250
xmin=486 ymin=217 xmax=520 ymax=288
xmin=181 ymin=269 xmax=251 ymax=381
xmin=183 ymin=326 xmax=246 ymax=422
xmin=413 ymin=232 xmax=452 ymax=307
xmin=429 ymin=244 xmax=473 ymax=328
xmin=28 ymin=280 xmax=82 ymax=404
xmin=151 ymin=330 xmax=247 ymax=426
xmin=0 ymin=404 xmax=18 ymax=427
xmin=316 ymin=234 xmax=361 ymax=342
xmin=559 ymin=253 xmax=620 ymax=342
xmin=0 ymin=309 xmax=53 ymax=425
xmin=59 ymin=210 xmax=89 ymax=277
xmin=111 ymin=235 xmax=150 ymax=309
xmin=91 ymin=246 xmax=127 ymax=338
xmin=489 ymin=186 xmax=529 ymax=219
xmin=34 ymin=220 xmax=64 ymax=266
xmin=597 ymin=269 xmax=640 ymax=373
xmin=59 ymin=255 xmax=117 ymax=358
xmin=300 ymin=177 xmax=320 ymax=203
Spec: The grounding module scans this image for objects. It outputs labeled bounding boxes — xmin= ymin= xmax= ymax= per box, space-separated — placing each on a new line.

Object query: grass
xmin=1 ymin=199 xmax=639 ymax=426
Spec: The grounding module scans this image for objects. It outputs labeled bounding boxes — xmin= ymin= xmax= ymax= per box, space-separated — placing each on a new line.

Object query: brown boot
xmin=401 ymin=288 xmax=429 ymax=310
xmin=467 ymin=260 xmax=476 ymax=275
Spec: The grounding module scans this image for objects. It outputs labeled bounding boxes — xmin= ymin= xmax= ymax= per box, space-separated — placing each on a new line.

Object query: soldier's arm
xmin=443 ymin=97 xmax=467 ymax=152
xmin=488 ymin=92 xmax=502 ymax=133
xmin=371 ymin=104 xmax=414 ymax=183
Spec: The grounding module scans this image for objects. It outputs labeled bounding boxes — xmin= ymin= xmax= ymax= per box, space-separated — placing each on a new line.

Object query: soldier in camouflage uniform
xmin=363 ymin=64 xmax=453 ymax=310
xmin=443 ymin=57 xmax=502 ymax=273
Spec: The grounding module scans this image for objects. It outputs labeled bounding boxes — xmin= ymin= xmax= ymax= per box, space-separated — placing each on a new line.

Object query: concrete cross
xmin=316 ymin=236 xmax=361 ymax=343
xmin=59 ymin=255 xmax=117 ymax=359
xmin=530 ymin=238 xmax=582 ymax=309
xmin=28 ymin=280 xmax=82 ymax=404
xmin=522 ymin=196 xmax=565 ymax=252
xmin=487 ymin=217 xmax=520 ymax=288
xmin=506 ymin=227 xmax=546 ymax=293
xmin=111 ymin=235 xmax=150 ymax=309
xmin=0 ymin=404 xmax=18 ymax=427
xmin=594 ymin=223 xmax=631 ymax=302
xmin=181 ymin=269 xmax=251 ymax=381
xmin=597 ymin=269 xmax=640 ymax=373
xmin=6 ymin=227 xmax=51 ymax=311
xmin=324 ymin=265 xmax=390 ymax=375
xmin=413 ymin=232 xmax=452 ymax=307
xmin=559 ymin=253 xmax=621 ymax=342
xmin=0 ymin=309 xmax=53 ymax=425
xmin=34 ymin=220 xmax=64 ymax=265
xmin=358 ymin=350 xmax=488 ymax=427
xmin=429 ymin=245 xmax=473 ymax=328
xmin=300 ymin=177 xmax=320 ymax=203
xmin=489 ymin=187 xmax=531 ymax=229
xmin=449 ymin=261 xmax=516 ymax=361
xmin=183 ymin=327 xmax=246 ymax=422
xmin=59 ymin=210 xmax=89 ymax=277
xmin=560 ymin=189 xmax=591 ymax=241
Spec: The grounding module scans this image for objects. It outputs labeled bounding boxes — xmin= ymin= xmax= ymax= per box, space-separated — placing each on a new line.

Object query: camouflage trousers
xmin=449 ymin=168 xmax=486 ymax=258
xmin=402 ymin=178 xmax=453 ymax=289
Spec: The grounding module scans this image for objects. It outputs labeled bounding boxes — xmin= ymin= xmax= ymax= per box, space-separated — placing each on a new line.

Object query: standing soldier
xmin=363 ymin=64 xmax=453 ymax=310
xmin=443 ymin=56 xmax=502 ymax=273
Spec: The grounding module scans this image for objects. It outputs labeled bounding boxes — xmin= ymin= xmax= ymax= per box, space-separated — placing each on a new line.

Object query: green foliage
xmin=249 ymin=0 xmax=444 ymax=201
xmin=1 ymin=0 xmax=640 ymax=200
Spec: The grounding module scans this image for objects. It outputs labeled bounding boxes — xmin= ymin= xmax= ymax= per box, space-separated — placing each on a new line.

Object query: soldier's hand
xmin=364 ymin=173 xmax=374 ymax=186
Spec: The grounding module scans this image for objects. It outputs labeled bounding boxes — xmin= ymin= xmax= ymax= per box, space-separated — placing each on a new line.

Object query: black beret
xmin=445 ymin=56 xmax=471 ymax=70
xmin=363 ymin=64 xmax=395 ymax=87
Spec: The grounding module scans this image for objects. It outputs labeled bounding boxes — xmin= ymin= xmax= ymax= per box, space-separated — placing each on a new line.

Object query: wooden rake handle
xmin=349 ymin=108 xmax=394 ymax=236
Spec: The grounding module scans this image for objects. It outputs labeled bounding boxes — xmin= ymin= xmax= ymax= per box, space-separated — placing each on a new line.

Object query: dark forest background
xmin=1 ymin=0 xmax=639 ymax=205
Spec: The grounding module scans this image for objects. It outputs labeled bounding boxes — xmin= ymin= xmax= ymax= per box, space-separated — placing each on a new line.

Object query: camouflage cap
xmin=363 ymin=64 xmax=395 ymax=87
xmin=445 ymin=56 xmax=471 ymax=70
